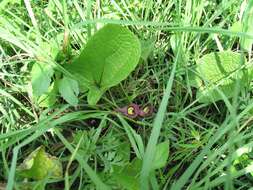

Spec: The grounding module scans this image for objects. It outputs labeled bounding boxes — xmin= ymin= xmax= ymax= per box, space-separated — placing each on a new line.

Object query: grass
xmin=1 ymin=0 xmax=253 ymax=189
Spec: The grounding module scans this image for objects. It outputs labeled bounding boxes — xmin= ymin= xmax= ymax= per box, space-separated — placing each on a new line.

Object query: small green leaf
xmin=190 ymin=51 xmax=248 ymax=103
xmin=31 ymin=62 xmax=54 ymax=96
xmin=152 ymin=141 xmax=170 ymax=170
xmin=37 ymin=82 xmax=58 ymax=108
xmin=59 ymin=76 xmax=79 ymax=106
xmin=140 ymin=39 xmax=154 ymax=61
xmin=87 ymin=86 xmax=104 ymax=105
xmin=17 ymin=146 xmax=62 ymax=180
xmin=112 ymin=158 xmax=142 ymax=190
xmin=66 ymin=24 xmax=141 ymax=105
xmin=116 ymin=142 xmax=131 ymax=163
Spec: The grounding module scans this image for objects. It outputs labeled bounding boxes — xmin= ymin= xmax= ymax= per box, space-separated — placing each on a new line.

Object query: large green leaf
xmin=17 ymin=146 xmax=62 ymax=180
xmin=189 ymin=51 xmax=248 ymax=103
xmin=66 ymin=24 xmax=141 ymax=105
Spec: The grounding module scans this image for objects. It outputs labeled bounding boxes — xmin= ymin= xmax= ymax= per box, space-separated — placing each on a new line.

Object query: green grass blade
xmin=140 ymin=51 xmax=178 ymax=189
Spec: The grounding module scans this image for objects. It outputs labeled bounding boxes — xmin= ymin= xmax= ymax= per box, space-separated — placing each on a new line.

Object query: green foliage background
xmin=1 ymin=0 xmax=253 ymax=190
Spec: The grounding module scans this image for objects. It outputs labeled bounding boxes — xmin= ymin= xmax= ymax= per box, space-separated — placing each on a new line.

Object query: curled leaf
xmin=17 ymin=146 xmax=62 ymax=180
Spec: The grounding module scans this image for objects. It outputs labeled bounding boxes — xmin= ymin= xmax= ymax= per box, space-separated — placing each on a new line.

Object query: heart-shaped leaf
xmin=189 ymin=51 xmax=248 ymax=103
xmin=17 ymin=146 xmax=62 ymax=180
xmin=66 ymin=24 xmax=141 ymax=105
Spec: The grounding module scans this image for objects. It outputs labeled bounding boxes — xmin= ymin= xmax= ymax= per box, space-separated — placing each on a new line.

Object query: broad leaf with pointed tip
xmin=65 ymin=24 xmax=141 ymax=105
xmin=189 ymin=51 xmax=248 ymax=103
